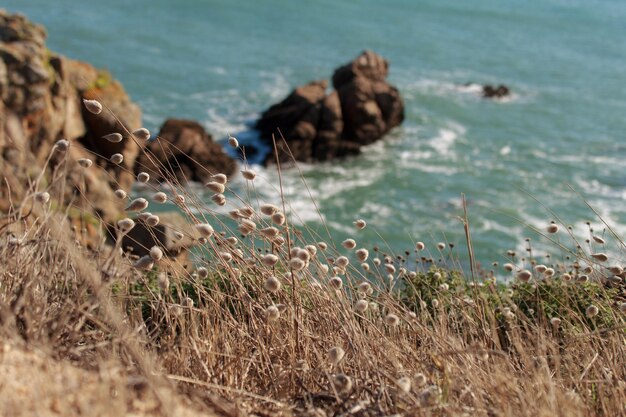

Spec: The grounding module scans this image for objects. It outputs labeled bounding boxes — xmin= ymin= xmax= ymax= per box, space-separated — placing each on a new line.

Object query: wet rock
xmin=137 ymin=118 xmax=237 ymax=184
xmin=482 ymin=84 xmax=510 ymax=99
xmin=256 ymin=50 xmax=404 ymax=164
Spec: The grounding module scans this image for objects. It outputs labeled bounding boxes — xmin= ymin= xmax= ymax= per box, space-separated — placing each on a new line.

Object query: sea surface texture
xmin=9 ymin=0 xmax=626 ymax=270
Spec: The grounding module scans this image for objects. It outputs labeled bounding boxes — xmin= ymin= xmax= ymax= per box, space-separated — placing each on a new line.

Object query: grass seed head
xmin=358 ymin=281 xmax=373 ymax=295
xmin=517 ymin=270 xmax=532 ymax=282
xmin=174 ymin=194 xmax=185 ymax=204
xmin=327 ymin=346 xmax=345 ymax=366
xmin=262 ymin=254 xmax=279 ymax=267
xmin=289 ymin=258 xmax=306 ymax=271
xmin=264 ymin=275 xmax=281 ymax=293
xmin=211 ymin=193 xmax=226 ymax=206
xmin=77 ymin=158 xmax=93 ymax=168
xmin=385 ymin=313 xmax=400 ymax=326
xmin=305 ymin=245 xmax=317 ymax=257
xmin=152 ymin=192 xmax=167 ymax=203
xmin=335 ymin=256 xmax=349 ymax=268
xmin=55 ymin=139 xmax=70 ymax=152
xmin=354 ymin=219 xmax=366 ymax=230
xmin=197 ymin=267 xmax=209 ymax=279
xmin=261 ymin=203 xmax=280 ymax=215
xmin=103 ymin=133 xmax=123 ymax=143
xmin=592 ymin=235 xmax=606 ymax=244
xmin=83 ymin=99 xmax=102 ymax=114
xmin=437 ymin=242 xmax=446 ymax=251
xmin=342 ymin=238 xmax=356 ymax=250
xmin=550 ymin=317 xmax=562 ymax=327
xmin=241 ymin=169 xmax=257 ymax=180
xmin=438 ymin=283 xmax=449 ymax=291
xmin=110 ymin=153 xmax=124 ymax=164
xmin=133 ymin=255 xmax=154 ymax=270
xmin=117 ymin=218 xmax=135 ymax=233
xmin=416 ymin=241 xmax=425 ymax=251
xmin=260 ymin=227 xmax=280 ymax=239
xmin=397 ymin=377 xmax=412 ymax=394
xmin=149 ymin=246 xmax=163 ymax=261
xmin=503 ymin=263 xmax=515 ymax=272
xmin=205 ymin=181 xmax=225 ymax=194
xmin=137 ymin=172 xmax=150 ymax=183
xmin=414 ymin=373 xmax=427 ymax=387
xmin=619 ymin=302 xmax=626 ymax=313
xmin=132 ymin=127 xmax=150 ymax=140
xmin=158 ymin=273 xmax=169 ymax=292
xmin=329 ymin=276 xmax=343 ymax=289
xmin=125 ymin=198 xmax=148 ymax=212
xmin=332 ymin=374 xmax=352 ymax=394
xmin=227 ymin=135 xmax=239 ymax=148
xmin=317 ymin=242 xmax=328 ymax=251
xmin=586 ymin=304 xmax=599 ymax=318
xmin=356 ymin=248 xmax=369 ymax=262
xmin=265 ymin=305 xmax=280 ymax=322
xmin=195 ymin=223 xmax=214 ymax=238
xmin=114 ymin=189 xmax=127 ymax=199
xmin=547 ymin=223 xmax=559 ymax=234
xmin=271 ymin=212 xmax=285 ymax=225
xmin=591 ymin=253 xmax=608 ymax=262
xmin=146 ymin=214 xmax=160 ymax=227
xmin=535 ymin=265 xmax=547 ymax=273
xmin=34 ymin=192 xmax=50 ymax=204
xmin=211 ymin=173 xmax=228 ymax=185
xmin=355 ymin=299 xmax=369 ymax=313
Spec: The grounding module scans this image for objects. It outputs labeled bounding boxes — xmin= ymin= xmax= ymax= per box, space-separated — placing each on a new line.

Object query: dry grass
xmin=0 ymin=103 xmax=625 ymax=417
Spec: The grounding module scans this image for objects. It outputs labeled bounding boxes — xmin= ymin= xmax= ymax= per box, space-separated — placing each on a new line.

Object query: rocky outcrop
xmin=0 ymin=9 xmax=142 ymax=226
xmin=482 ymin=84 xmax=510 ymax=99
xmin=256 ymin=51 xmax=404 ymax=164
xmin=137 ymin=118 xmax=236 ymax=184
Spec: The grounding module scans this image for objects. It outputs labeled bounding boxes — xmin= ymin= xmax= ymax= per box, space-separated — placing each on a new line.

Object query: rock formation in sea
xmin=481 ymin=84 xmax=510 ymax=99
xmin=255 ymin=50 xmax=404 ymax=164
xmin=137 ymin=118 xmax=236 ymax=184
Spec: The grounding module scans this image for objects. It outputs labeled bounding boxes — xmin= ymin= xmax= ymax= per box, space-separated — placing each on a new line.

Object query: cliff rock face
xmin=256 ymin=51 xmax=404 ymax=164
xmin=0 ymin=10 xmax=142 ymax=226
xmin=137 ymin=118 xmax=236 ymax=184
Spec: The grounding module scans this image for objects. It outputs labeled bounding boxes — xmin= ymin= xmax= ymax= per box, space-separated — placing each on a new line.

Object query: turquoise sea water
xmin=8 ymin=0 xmax=626 ymax=270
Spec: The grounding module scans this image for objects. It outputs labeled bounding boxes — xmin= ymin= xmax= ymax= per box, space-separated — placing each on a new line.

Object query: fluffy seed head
xmin=329 ymin=276 xmax=343 ymax=289
xmin=83 ymin=99 xmax=102 ymax=114
xmin=195 ymin=223 xmax=214 ymax=238
xmin=361 ymin=263 xmax=370 ymax=271
xmin=437 ymin=242 xmax=446 ymax=251
xmin=110 ymin=153 xmax=124 ymax=164
xmin=117 ymin=218 xmax=135 ymax=233
xmin=77 ymin=158 xmax=92 ymax=168
xmin=289 ymin=258 xmax=305 ymax=271
xmin=228 ymin=135 xmax=239 ymax=148
xmin=591 ymin=253 xmax=608 ymax=262
xmin=550 ymin=317 xmax=562 ymax=327
xmin=544 ymin=268 xmax=555 ymax=277
xmin=197 ymin=267 xmax=209 ymax=279
xmin=137 ymin=212 xmax=152 ymax=222
xmin=174 ymin=194 xmax=185 ymax=204
xmin=385 ymin=264 xmax=396 ymax=274
xmin=356 ymin=248 xmax=369 ymax=262
xmin=173 ymin=231 xmax=184 ymax=240
xmin=342 ymin=238 xmax=356 ymax=250
xmin=149 ymin=246 xmax=163 ymax=261
xmin=373 ymin=258 xmax=381 ymax=266
xmin=619 ymin=302 xmax=626 ymax=313
xmin=415 ymin=242 xmax=425 ymax=251
xmin=332 ymin=374 xmax=353 ymax=394
xmin=517 ymin=270 xmax=532 ymax=282
xmin=133 ymin=255 xmax=154 ymax=270
xmin=271 ymin=212 xmax=285 ymax=225
xmin=262 ymin=254 xmax=279 ymax=267
xmin=503 ymin=263 xmax=514 ymax=272
xmin=211 ymin=173 xmax=227 ymax=185
xmin=211 ymin=193 xmax=226 ymax=206
xmin=241 ymin=169 xmax=257 ymax=180
xmin=305 ymin=245 xmax=317 ymax=257
xmin=397 ymin=377 xmax=412 ymax=394
xmin=354 ymin=219 xmax=366 ymax=230
xmin=55 ymin=139 xmax=70 ymax=152
xmin=158 ymin=273 xmax=169 ymax=292
xmin=260 ymin=227 xmax=280 ymax=239
xmin=547 ymin=223 xmax=559 ymax=234
xmin=385 ymin=313 xmax=400 ymax=326
xmin=335 ymin=256 xmax=349 ymax=268
xmin=132 ymin=127 xmax=150 ymax=140
xmin=34 ymin=192 xmax=50 ymax=204
xmin=586 ymin=305 xmax=599 ymax=318
xmin=535 ymin=265 xmax=547 ymax=273
xmin=355 ymin=299 xmax=369 ymax=313
xmin=592 ymin=235 xmax=605 ymax=244
xmin=327 ymin=346 xmax=345 ymax=365
xmin=439 ymin=283 xmax=449 ymax=291
xmin=608 ymin=265 xmax=623 ymax=275
xmin=114 ymin=189 xmax=127 ymax=199
xmin=414 ymin=373 xmax=427 ymax=387
xmin=239 ymin=206 xmax=255 ymax=218
xmin=103 ymin=133 xmax=123 ymax=143
xmin=562 ymin=273 xmax=572 ymax=282
xmin=146 ymin=215 xmax=160 ymax=227
xmin=125 ymin=198 xmax=148 ymax=212
xmin=205 ymin=181 xmax=225 ymax=194
xmin=261 ymin=203 xmax=280 ymax=215
xmin=137 ymin=172 xmax=150 ymax=183
xmin=265 ymin=305 xmax=280 ymax=322
xmin=264 ymin=276 xmax=281 ymax=293
xmin=152 ymin=192 xmax=167 ymax=203
xmin=432 ymin=299 xmax=440 ymax=308
xmin=358 ymin=281 xmax=373 ymax=295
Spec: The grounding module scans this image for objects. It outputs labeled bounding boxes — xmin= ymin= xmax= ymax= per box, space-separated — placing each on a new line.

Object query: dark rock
xmin=256 ymin=50 xmax=404 ymax=164
xmin=137 ymin=118 xmax=236 ymax=184
xmin=482 ymin=84 xmax=510 ymax=99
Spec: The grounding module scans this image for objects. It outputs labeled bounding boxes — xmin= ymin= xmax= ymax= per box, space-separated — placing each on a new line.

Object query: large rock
xmin=0 ymin=10 xmax=140 ymax=226
xmin=256 ymin=50 xmax=404 ymax=164
xmin=137 ymin=118 xmax=236 ymax=184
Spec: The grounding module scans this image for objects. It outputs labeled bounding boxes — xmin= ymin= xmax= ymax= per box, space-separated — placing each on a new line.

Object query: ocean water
xmin=8 ymin=0 xmax=626 ymax=270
